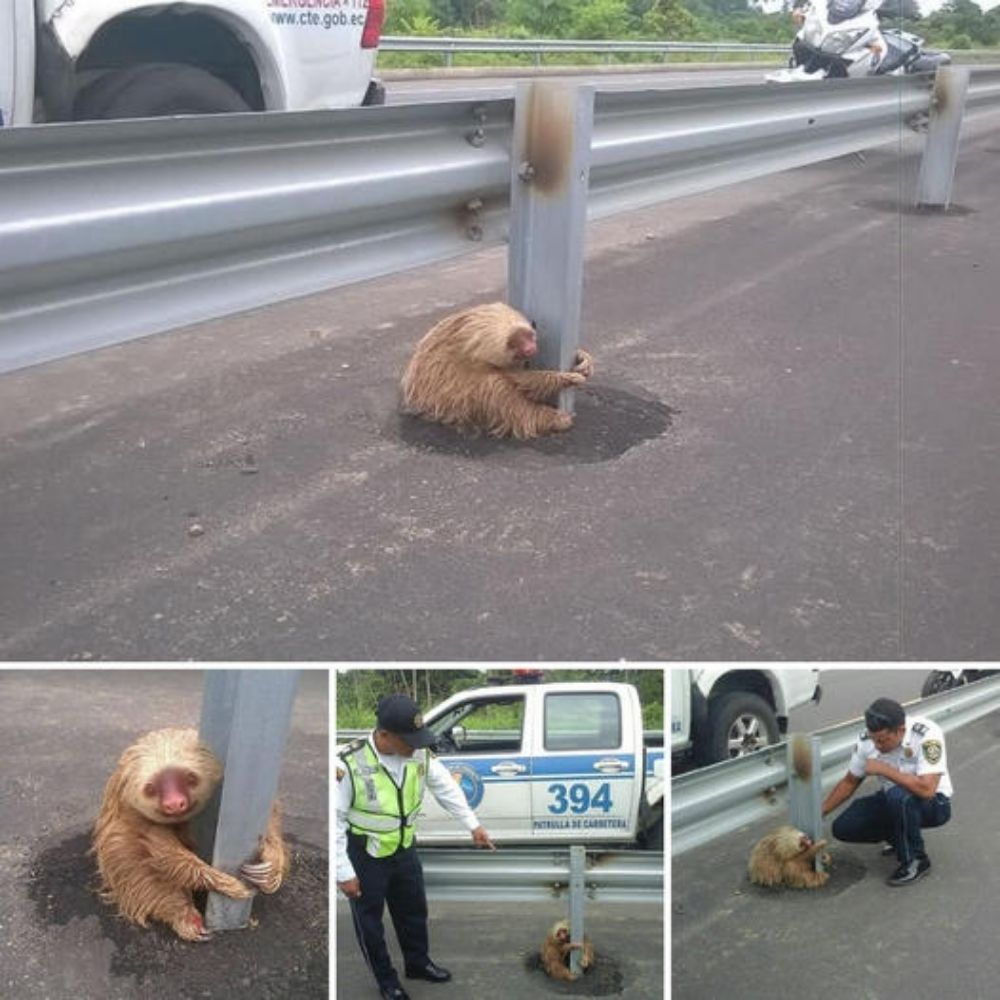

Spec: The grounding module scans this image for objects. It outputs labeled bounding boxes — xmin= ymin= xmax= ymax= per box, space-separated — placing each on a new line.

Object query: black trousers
xmin=832 ymin=787 xmax=952 ymax=864
xmin=347 ymin=834 xmax=430 ymax=990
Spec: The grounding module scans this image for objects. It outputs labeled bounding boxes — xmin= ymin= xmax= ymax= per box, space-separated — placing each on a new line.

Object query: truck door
xmin=0 ymin=1 xmax=14 ymax=124
xmin=530 ymin=688 xmax=639 ymax=842
xmin=1 ymin=1 xmax=34 ymax=126
xmin=670 ymin=668 xmax=691 ymax=751
xmin=416 ymin=692 xmax=533 ymax=843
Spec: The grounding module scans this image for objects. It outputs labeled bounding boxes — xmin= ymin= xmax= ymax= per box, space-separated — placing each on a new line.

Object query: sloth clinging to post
xmin=747 ymin=825 xmax=830 ymax=890
xmin=400 ymin=301 xmax=595 ymax=439
xmin=92 ymin=727 xmax=289 ymax=941
xmin=540 ymin=918 xmax=595 ymax=982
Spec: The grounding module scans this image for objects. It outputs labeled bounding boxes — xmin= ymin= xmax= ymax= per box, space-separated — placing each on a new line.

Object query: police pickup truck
xmin=1 ymin=0 xmax=385 ymax=126
xmin=410 ymin=681 xmax=665 ymax=849
xmin=671 ymin=666 xmax=822 ymax=768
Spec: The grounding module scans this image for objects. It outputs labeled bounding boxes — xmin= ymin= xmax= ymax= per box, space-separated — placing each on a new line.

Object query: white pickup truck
xmin=671 ymin=667 xmax=822 ymax=767
xmin=348 ymin=681 xmax=666 ymax=849
xmin=1 ymin=0 xmax=385 ymax=126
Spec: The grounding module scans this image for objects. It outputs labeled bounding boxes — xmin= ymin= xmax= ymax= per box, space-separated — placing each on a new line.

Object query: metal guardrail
xmin=418 ymin=847 xmax=663 ymax=903
xmin=3 ymin=69 xmax=1000 ymax=374
xmin=671 ymin=674 xmax=1000 ymax=855
xmin=381 ymin=36 xmax=1000 ymax=68
xmin=381 ymin=35 xmax=785 ymax=66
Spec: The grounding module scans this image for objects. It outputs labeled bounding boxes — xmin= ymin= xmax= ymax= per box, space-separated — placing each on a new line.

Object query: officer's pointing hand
xmin=472 ymin=826 xmax=497 ymax=851
xmin=338 ymin=878 xmax=362 ymax=900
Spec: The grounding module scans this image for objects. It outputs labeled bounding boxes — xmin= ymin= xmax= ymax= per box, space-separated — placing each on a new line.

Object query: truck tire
xmin=698 ymin=692 xmax=779 ymax=765
xmin=74 ymin=63 xmax=251 ymax=121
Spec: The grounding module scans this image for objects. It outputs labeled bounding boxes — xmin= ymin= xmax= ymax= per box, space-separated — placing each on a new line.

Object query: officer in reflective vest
xmin=336 ymin=693 xmax=496 ymax=1000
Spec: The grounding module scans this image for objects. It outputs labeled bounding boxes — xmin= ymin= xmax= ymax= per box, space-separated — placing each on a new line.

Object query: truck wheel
xmin=74 ymin=63 xmax=251 ymax=121
xmin=698 ymin=692 xmax=779 ymax=765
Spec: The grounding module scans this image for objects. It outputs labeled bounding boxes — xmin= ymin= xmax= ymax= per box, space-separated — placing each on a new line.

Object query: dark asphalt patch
xmin=523 ymin=949 xmax=626 ymax=995
xmin=28 ymin=829 xmax=328 ymax=1000
xmin=394 ymin=383 xmax=676 ymax=466
xmin=854 ymin=198 xmax=976 ymax=217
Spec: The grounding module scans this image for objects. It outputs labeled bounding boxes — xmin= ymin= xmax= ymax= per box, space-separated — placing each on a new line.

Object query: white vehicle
xmin=765 ymin=0 xmax=949 ymax=83
xmin=671 ymin=668 xmax=821 ymax=767
xmin=393 ymin=682 xmax=664 ymax=848
xmin=1 ymin=0 xmax=385 ymax=127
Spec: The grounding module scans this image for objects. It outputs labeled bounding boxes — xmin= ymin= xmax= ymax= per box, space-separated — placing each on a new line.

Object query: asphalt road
xmin=672 ymin=703 xmax=1000 ymax=1000
xmin=336 ymin=899 xmax=664 ymax=999
xmin=0 ymin=669 xmax=329 ymax=1000
xmin=2 ymin=115 xmax=1000 ymax=660
xmin=789 ymin=668 xmax=930 ymax=731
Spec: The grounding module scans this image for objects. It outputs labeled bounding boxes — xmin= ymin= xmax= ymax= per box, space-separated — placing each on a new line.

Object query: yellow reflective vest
xmin=342 ymin=739 xmax=428 ymax=857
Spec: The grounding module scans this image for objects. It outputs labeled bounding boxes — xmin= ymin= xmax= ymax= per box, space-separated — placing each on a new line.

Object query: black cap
xmin=376 ymin=694 xmax=436 ymax=748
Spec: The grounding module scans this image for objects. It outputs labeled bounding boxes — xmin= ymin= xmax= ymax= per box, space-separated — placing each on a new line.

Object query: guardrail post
xmin=509 ymin=81 xmax=595 ymax=414
xmin=568 ymin=845 xmax=586 ymax=977
xmin=787 ymin=734 xmax=825 ymax=870
xmin=195 ymin=669 xmax=301 ymax=931
xmin=916 ymin=66 xmax=971 ymax=210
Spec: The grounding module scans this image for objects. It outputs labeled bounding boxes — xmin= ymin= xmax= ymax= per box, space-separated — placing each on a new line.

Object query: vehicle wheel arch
xmin=70 ymin=8 xmax=285 ymax=115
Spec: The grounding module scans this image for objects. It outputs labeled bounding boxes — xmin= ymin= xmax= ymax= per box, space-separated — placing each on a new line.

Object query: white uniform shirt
xmin=335 ymin=733 xmax=481 ymax=883
xmin=848 ymin=714 xmax=953 ymax=798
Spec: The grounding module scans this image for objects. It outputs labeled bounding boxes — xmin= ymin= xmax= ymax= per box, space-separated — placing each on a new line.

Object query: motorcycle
xmin=765 ymin=0 xmax=951 ymax=83
xmin=921 ymin=669 xmax=999 ymax=698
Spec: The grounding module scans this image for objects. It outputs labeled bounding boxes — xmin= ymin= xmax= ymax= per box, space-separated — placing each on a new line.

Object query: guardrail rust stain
xmin=521 ymin=84 xmax=575 ymax=196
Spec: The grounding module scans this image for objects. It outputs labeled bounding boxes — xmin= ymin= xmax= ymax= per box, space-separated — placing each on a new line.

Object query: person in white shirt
xmin=822 ymin=697 xmax=952 ymax=886
xmin=336 ymin=693 xmax=496 ymax=1000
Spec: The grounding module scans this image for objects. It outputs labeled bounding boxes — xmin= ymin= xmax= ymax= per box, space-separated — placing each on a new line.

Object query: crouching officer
xmin=336 ymin=694 xmax=497 ymax=1000
xmin=822 ymin=697 xmax=952 ymax=886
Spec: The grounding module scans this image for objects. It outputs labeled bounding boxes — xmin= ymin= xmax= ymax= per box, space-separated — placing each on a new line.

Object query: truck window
xmin=430 ymin=696 xmax=524 ymax=754
xmin=544 ymin=692 xmax=621 ymax=751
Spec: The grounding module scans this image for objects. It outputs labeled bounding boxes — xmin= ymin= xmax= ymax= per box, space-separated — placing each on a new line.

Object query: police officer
xmin=336 ymin=694 xmax=496 ymax=1000
xmin=822 ymin=697 xmax=952 ymax=886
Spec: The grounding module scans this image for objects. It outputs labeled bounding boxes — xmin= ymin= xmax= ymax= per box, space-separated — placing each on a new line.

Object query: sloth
xmin=540 ymin=918 xmax=595 ymax=981
xmin=401 ymin=301 xmax=594 ymax=439
xmin=92 ymin=727 xmax=289 ymax=941
xmin=748 ymin=825 xmax=831 ymax=890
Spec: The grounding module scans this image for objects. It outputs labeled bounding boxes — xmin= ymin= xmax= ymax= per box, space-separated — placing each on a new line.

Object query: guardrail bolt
xmin=466 ymin=106 xmax=488 ymax=148
xmin=518 ymin=161 xmax=536 ymax=183
xmin=465 ymin=198 xmax=484 ymax=242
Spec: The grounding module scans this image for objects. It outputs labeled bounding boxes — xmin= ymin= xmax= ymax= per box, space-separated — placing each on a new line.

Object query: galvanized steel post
xmin=787 ymin=734 xmax=824 ymax=870
xmin=568 ymin=845 xmax=586 ymax=977
xmin=509 ymin=81 xmax=595 ymax=414
xmin=916 ymin=66 xmax=971 ymax=209
xmin=196 ymin=669 xmax=301 ymax=931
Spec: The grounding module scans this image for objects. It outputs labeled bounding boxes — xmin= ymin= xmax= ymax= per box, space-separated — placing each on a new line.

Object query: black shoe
xmin=405 ymin=960 xmax=452 ymax=983
xmin=379 ymin=986 xmax=411 ymax=1000
xmin=887 ymin=856 xmax=931 ymax=886
xmin=880 ymin=842 xmax=896 ymax=857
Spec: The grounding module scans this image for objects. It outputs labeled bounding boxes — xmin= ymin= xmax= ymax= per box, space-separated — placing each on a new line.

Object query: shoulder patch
xmin=922 ymin=739 xmax=943 ymax=765
xmin=912 ymin=721 xmax=928 ymax=736
xmin=337 ymin=737 xmax=366 ymax=761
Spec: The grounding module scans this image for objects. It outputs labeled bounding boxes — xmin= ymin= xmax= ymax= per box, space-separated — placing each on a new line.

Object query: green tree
xmin=641 ymin=0 xmax=698 ymax=37
xmin=386 ymin=0 xmax=442 ymax=34
xmin=503 ymin=0 xmax=578 ymax=36
xmin=572 ymin=0 xmax=634 ymax=38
